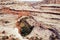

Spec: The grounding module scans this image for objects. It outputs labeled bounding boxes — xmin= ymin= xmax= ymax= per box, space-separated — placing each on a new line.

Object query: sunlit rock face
xmin=0 ymin=14 xmax=18 ymax=27
xmin=0 ymin=0 xmax=60 ymax=40
xmin=0 ymin=13 xmax=26 ymax=40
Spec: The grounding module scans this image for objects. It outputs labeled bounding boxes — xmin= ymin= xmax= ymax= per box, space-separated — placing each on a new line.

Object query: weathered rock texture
xmin=0 ymin=0 xmax=60 ymax=40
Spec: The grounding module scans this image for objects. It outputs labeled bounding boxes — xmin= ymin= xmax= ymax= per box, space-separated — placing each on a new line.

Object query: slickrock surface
xmin=0 ymin=0 xmax=60 ymax=40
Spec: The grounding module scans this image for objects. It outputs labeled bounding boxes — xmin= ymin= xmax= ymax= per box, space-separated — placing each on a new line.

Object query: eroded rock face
xmin=0 ymin=13 xmax=18 ymax=27
xmin=0 ymin=13 xmax=27 ymax=40
xmin=0 ymin=0 xmax=60 ymax=40
xmin=0 ymin=13 xmax=55 ymax=40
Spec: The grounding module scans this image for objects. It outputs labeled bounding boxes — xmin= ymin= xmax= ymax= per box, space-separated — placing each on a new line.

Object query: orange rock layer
xmin=0 ymin=7 xmax=30 ymax=18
